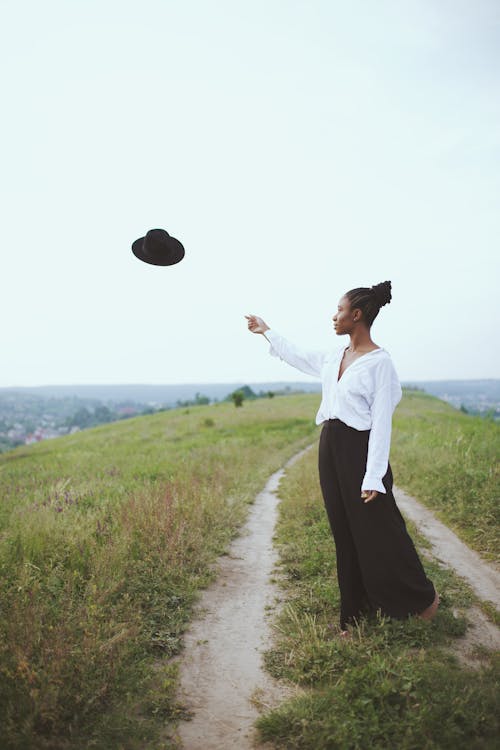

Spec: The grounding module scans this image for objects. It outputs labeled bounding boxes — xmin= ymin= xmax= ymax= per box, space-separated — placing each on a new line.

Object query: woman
xmin=246 ymin=280 xmax=439 ymax=636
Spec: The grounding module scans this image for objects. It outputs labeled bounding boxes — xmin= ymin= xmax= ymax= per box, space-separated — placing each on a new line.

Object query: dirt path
xmin=172 ymin=446 xmax=312 ymax=750
xmin=393 ymin=486 xmax=500 ymax=611
xmin=393 ymin=485 xmax=500 ymax=662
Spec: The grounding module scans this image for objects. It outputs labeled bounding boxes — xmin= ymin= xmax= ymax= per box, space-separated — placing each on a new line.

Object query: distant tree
xmin=195 ymin=393 xmax=210 ymax=405
xmin=94 ymin=405 xmax=113 ymax=423
xmin=231 ymin=390 xmax=245 ymax=408
xmin=68 ymin=407 xmax=93 ymax=428
xmin=226 ymin=385 xmax=256 ymax=404
xmin=240 ymin=385 xmax=257 ymax=400
xmin=176 ymin=393 xmax=210 ymax=408
xmin=267 ymin=391 xmax=275 ymax=398
xmin=460 ymin=404 xmax=468 ymax=414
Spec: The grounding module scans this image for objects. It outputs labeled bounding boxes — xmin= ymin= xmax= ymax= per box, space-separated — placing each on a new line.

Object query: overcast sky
xmin=1 ymin=0 xmax=499 ymax=387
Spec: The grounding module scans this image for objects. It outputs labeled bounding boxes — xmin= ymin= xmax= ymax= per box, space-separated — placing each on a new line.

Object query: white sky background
xmin=1 ymin=0 xmax=499 ymax=386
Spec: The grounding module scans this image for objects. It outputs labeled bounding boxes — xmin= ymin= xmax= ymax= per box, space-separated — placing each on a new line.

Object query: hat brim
xmin=132 ymin=236 xmax=185 ymax=266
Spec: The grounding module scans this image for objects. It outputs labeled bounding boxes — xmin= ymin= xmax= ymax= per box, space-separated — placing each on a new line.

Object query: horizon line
xmin=0 ymin=377 xmax=499 ymax=389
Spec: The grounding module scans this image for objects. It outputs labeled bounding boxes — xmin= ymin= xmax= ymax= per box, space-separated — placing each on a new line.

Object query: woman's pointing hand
xmin=245 ymin=315 xmax=270 ymax=335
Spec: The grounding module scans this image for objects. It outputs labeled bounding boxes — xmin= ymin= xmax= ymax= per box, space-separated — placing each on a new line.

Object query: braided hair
xmin=345 ymin=280 xmax=392 ymax=327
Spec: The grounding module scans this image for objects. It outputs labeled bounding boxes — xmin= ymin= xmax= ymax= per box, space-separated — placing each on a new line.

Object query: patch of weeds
xmin=257 ymin=652 xmax=500 ymax=749
xmin=479 ymin=600 xmax=500 ymax=627
xmin=141 ymin=663 xmax=191 ymax=722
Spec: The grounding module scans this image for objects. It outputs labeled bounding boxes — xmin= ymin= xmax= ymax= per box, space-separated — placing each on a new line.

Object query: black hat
xmin=132 ymin=228 xmax=185 ymax=266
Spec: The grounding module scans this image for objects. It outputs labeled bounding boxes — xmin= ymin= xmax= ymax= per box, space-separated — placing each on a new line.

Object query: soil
xmin=171 ymin=450 xmax=500 ymax=748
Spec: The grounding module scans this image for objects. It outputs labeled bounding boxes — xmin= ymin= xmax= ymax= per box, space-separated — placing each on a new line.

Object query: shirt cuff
xmin=361 ymin=475 xmax=387 ymax=494
xmin=264 ymin=329 xmax=279 ymax=355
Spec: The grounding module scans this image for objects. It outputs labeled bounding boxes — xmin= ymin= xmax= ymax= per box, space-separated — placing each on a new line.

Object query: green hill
xmin=0 ymin=390 xmax=497 ymax=748
xmin=0 ymin=395 xmax=318 ymax=749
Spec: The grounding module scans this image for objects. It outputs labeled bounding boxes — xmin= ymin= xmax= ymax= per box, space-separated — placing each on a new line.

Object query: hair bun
xmin=371 ymin=280 xmax=392 ymax=307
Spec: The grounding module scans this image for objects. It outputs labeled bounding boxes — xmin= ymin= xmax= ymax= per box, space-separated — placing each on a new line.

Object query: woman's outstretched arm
xmin=245 ymin=314 xmax=326 ymax=378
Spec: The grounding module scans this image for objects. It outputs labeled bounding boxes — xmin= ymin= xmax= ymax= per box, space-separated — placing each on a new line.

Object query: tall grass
xmin=392 ymin=390 xmax=499 ymax=562
xmin=0 ymin=396 xmax=319 ymax=749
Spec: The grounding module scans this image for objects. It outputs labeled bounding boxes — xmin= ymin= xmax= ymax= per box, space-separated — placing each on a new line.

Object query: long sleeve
xmin=361 ymin=357 xmax=402 ymax=494
xmin=264 ymin=329 xmax=327 ymax=378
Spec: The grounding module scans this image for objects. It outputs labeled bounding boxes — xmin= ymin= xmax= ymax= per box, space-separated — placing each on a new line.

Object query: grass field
xmin=0 ymin=395 xmax=318 ymax=749
xmin=256 ymin=441 xmax=499 ymax=749
xmin=391 ymin=390 xmax=499 ymax=563
xmin=0 ymin=389 xmax=498 ymax=748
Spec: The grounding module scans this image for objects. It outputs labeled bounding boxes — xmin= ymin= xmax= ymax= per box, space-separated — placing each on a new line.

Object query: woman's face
xmin=332 ymin=295 xmax=358 ymax=335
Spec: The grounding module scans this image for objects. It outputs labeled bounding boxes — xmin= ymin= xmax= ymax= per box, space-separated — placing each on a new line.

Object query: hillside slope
xmin=0 ymin=390 xmax=497 ymax=748
xmin=391 ymin=390 xmax=499 ymax=562
xmin=0 ymin=395 xmax=318 ymax=749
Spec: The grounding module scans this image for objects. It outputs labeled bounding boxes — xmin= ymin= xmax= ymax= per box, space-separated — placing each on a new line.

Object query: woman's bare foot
xmin=418 ymin=590 xmax=440 ymax=621
xmin=327 ymin=623 xmax=352 ymax=639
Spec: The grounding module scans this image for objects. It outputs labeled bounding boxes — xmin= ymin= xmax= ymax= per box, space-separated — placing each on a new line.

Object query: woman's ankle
xmin=418 ymin=590 xmax=440 ymax=621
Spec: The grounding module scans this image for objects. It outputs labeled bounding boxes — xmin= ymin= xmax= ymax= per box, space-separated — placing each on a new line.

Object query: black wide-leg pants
xmin=318 ymin=418 xmax=436 ymax=630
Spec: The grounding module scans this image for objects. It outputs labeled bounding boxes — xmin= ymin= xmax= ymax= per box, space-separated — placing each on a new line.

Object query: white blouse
xmin=265 ymin=329 xmax=403 ymax=494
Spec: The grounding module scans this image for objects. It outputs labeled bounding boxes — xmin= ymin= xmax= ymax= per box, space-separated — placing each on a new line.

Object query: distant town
xmin=0 ymin=383 xmax=308 ymax=453
xmin=0 ymin=379 xmax=498 ymax=453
